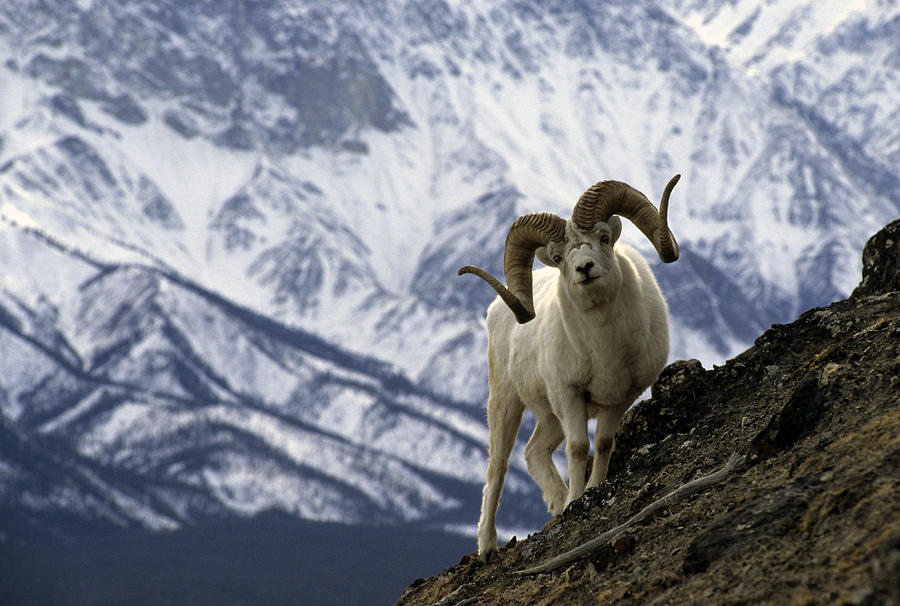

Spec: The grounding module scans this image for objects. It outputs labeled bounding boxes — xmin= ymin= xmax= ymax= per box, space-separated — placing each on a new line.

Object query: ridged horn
xmin=458 ymin=211 xmax=566 ymax=323
xmin=571 ymin=174 xmax=681 ymax=263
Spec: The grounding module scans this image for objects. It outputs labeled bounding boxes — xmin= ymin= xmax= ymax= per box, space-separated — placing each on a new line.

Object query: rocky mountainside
xmin=397 ymin=219 xmax=900 ymax=605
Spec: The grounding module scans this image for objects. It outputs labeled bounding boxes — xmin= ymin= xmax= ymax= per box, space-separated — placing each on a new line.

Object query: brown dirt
xmin=396 ymin=220 xmax=900 ymax=606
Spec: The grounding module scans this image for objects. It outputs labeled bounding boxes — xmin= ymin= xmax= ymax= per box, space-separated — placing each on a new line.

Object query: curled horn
xmin=459 ymin=212 xmax=566 ymax=323
xmin=571 ymin=174 xmax=681 ymax=263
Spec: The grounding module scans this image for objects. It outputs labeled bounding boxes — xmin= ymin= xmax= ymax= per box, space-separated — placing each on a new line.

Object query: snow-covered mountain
xmin=1 ymin=0 xmax=897 ymax=538
xmin=0 ymin=224 xmax=551 ymax=536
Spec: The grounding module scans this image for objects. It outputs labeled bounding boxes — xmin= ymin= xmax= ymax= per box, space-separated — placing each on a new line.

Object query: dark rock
xmin=49 ymin=93 xmax=87 ymax=126
xmin=610 ymin=533 xmax=635 ymax=555
xmin=214 ymin=123 xmax=255 ymax=151
xmin=852 ymin=219 xmax=900 ymax=297
xmin=868 ymin=534 xmax=900 ymax=604
xmin=339 ymin=139 xmax=369 ymax=154
xmin=682 ymin=482 xmax=809 ymax=574
xmin=163 ymin=110 xmax=200 ymax=139
xmin=100 ymin=93 xmax=148 ymax=125
xmin=137 ymin=176 xmax=183 ymax=230
xmin=615 ymin=359 xmax=710 ymax=457
xmin=748 ymin=373 xmax=825 ymax=461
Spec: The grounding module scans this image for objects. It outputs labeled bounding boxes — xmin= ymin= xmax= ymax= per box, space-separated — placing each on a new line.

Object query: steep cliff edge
xmin=398 ymin=219 xmax=900 ymax=606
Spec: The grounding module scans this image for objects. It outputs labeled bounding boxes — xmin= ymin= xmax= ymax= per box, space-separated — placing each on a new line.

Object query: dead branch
xmin=515 ymin=451 xmax=745 ymax=575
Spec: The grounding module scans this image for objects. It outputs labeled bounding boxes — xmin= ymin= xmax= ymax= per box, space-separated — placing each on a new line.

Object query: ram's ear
xmin=608 ymin=215 xmax=623 ymax=244
xmin=535 ymin=245 xmax=555 ymax=267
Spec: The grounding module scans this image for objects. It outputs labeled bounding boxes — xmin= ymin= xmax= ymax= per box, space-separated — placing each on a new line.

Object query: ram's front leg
xmin=587 ymin=404 xmax=628 ymax=488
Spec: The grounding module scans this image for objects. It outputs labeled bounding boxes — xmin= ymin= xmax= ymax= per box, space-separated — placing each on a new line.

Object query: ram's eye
xmin=552 ymin=255 xmax=562 ymax=264
xmin=600 ymin=234 xmax=610 ymax=244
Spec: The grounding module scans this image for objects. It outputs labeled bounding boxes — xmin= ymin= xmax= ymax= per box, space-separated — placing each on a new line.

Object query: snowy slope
xmin=1 ymin=0 xmax=898 ymax=536
xmin=0 ymin=225 xmax=544 ymax=534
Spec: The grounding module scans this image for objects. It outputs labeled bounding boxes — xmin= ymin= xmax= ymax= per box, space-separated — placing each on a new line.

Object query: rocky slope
xmin=397 ymin=219 xmax=900 ymax=605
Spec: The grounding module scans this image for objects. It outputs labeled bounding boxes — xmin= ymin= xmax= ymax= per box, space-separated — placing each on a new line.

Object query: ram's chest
xmin=568 ymin=330 xmax=641 ymax=408
xmin=587 ymin=355 xmax=636 ymax=407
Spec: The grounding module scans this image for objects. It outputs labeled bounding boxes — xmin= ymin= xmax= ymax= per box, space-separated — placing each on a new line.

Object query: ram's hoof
xmin=547 ymin=498 xmax=566 ymax=517
xmin=478 ymin=549 xmax=498 ymax=564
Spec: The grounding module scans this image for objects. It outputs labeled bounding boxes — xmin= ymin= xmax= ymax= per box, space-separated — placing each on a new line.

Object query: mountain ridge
xmin=1 ymin=229 xmax=520 ymax=535
xmin=3 ymin=1 xmax=896 ymax=387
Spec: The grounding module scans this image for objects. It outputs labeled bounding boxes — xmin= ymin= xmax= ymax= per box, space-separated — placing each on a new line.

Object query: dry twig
xmin=516 ymin=452 xmax=745 ymax=575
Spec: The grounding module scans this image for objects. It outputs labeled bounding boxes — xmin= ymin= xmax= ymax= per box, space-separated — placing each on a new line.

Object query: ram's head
xmin=459 ymin=175 xmax=681 ymax=323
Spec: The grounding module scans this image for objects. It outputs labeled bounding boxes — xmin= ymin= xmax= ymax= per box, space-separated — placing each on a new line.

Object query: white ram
xmin=459 ymin=175 xmax=681 ymax=561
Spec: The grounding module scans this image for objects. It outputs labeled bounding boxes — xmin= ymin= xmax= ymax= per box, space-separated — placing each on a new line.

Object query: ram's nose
xmin=575 ymin=261 xmax=594 ymax=276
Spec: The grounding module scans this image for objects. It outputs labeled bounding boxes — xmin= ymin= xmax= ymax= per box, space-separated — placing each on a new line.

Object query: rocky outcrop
xmin=853 ymin=219 xmax=900 ymax=297
xmin=397 ymin=220 xmax=900 ymax=606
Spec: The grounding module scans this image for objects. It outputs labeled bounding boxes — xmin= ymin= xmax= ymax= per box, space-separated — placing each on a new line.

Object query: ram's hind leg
xmin=477 ymin=392 xmax=524 ymax=562
xmin=524 ymin=412 xmax=568 ymax=516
